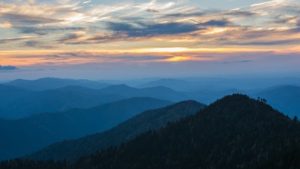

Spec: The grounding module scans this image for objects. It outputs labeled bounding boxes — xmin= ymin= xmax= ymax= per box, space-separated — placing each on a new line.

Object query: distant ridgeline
xmin=1 ymin=94 xmax=300 ymax=169
xmin=0 ymin=79 xmax=187 ymax=119
xmin=1 ymin=78 xmax=300 ymax=119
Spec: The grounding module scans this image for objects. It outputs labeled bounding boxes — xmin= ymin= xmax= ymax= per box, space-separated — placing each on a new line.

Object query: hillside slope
xmin=0 ymin=85 xmax=122 ymax=119
xmin=0 ymin=98 xmax=170 ymax=160
xmin=74 ymin=94 xmax=300 ymax=169
xmin=2 ymin=95 xmax=300 ymax=169
xmin=27 ymin=100 xmax=205 ymax=161
xmin=99 ymin=84 xmax=187 ymax=102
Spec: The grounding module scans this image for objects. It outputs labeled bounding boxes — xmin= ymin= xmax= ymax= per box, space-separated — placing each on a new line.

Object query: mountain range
xmin=99 ymin=84 xmax=187 ymax=101
xmin=255 ymin=85 xmax=300 ymax=117
xmin=2 ymin=77 xmax=300 ymax=119
xmin=0 ymin=97 xmax=170 ymax=160
xmin=0 ymin=85 xmax=122 ymax=119
xmin=27 ymin=100 xmax=205 ymax=161
xmin=0 ymin=81 xmax=186 ymax=119
xmin=6 ymin=78 xmax=108 ymax=91
xmin=72 ymin=94 xmax=300 ymax=169
xmin=1 ymin=94 xmax=300 ymax=169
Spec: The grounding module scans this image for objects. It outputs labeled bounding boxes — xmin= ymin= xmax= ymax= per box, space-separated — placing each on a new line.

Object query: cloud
xmin=22 ymin=40 xmax=55 ymax=49
xmin=2 ymin=51 xmax=176 ymax=66
xmin=1 ymin=13 xmax=61 ymax=26
xmin=0 ymin=0 xmax=300 ymax=50
xmin=0 ymin=2 xmax=74 ymax=26
xmin=162 ymin=12 xmax=205 ymax=18
xmin=57 ymin=32 xmax=127 ymax=44
xmin=107 ymin=22 xmax=200 ymax=37
xmin=228 ymin=38 xmax=300 ymax=46
xmin=199 ymin=20 xmax=230 ymax=27
xmin=224 ymin=10 xmax=256 ymax=17
xmin=59 ymin=19 xmax=231 ymax=45
xmin=0 ymin=21 xmax=13 ymax=28
xmin=0 ymin=65 xmax=18 ymax=71
xmin=222 ymin=59 xmax=253 ymax=64
xmin=0 ymin=37 xmax=32 ymax=44
xmin=59 ymin=21 xmax=207 ymax=44
xmin=250 ymin=0 xmax=288 ymax=10
xmin=17 ymin=26 xmax=85 ymax=35
xmin=49 ymin=52 xmax=171 ymax=62
xmin=58 ymin=32 xmax=84 ymax=42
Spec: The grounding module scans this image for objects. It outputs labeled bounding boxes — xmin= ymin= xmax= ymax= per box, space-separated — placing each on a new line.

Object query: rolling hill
xmin=0 ymin=83 xmax=187 ymax=119
xmin=71 ymin=94 xmax=300 ymax=169
xmin=27 ymin=100 xmax=205 ymax=161
xmin=99 ymin=84 xmax=187 ymax=102
xmin=5 ymin=78 xmax=108 ymax=91
xmin=0 ymin=97 xmax=171 ymax=160
xmin=2 ymin=94 xmax=300 ymax=169
xmin=139 ymin=78 xmax=190 ymax=91
xmin=0 ymin=85 xmax=122 ymax=119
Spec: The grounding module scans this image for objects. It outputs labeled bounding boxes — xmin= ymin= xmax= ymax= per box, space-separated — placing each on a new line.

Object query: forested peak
xmin=201 ymin=94 xmax=289 ymax=122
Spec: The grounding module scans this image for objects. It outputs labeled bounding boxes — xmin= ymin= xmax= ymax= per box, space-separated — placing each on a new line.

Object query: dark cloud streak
xmin=0 ymin=65 xmax=18 ymax=71
xmin=224 ymin=39 xmax=300 ymax=46
xmin=0 ymin=37 xmax=30 ymax=44
xmin=17 ymin=26 xmax=85 ymax=35
xmin=107 ymin=22 xmax=200 ymax=37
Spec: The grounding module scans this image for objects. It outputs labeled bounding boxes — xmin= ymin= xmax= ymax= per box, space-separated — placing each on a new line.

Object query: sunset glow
xmin=0 ymin=0 xmax=299 ymax=79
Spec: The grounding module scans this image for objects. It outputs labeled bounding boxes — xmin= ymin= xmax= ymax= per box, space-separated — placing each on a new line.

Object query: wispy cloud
xmin=0 ymin=0 xmax=299 ymax=69
xmin=17 ymin=26 xmax=85 ymax=35
xmin=0 ymin=37 xmax=33 ymax=44
xmin=1 ymin=0 xmax=299 ymax=44
xmin=1 ymin=13 xmax=61 ymax=25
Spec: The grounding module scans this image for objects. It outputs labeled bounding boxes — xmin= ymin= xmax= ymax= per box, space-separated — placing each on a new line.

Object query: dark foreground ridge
xmin=1 ymin=94 xmax=300 ymax=169
xmin=27 ymin=100 xmax=205 ymax=161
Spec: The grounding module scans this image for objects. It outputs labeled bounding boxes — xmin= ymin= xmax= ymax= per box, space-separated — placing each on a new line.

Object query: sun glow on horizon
xmin=0 ymin=0 xmax=299 ymax=76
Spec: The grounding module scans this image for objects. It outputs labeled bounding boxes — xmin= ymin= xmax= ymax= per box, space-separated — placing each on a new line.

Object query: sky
xmin=0 ymin=0 xmax=300 ymax=80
